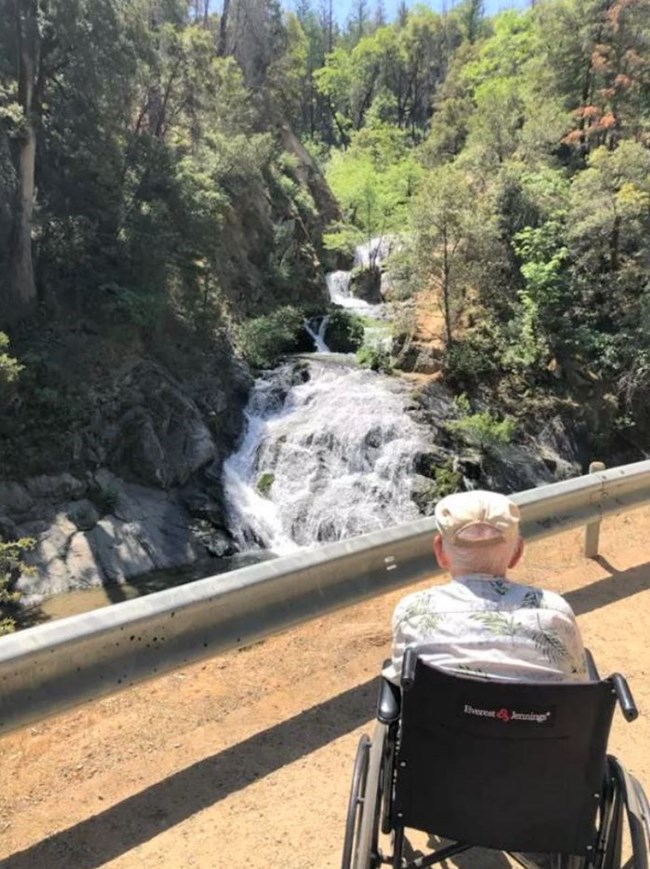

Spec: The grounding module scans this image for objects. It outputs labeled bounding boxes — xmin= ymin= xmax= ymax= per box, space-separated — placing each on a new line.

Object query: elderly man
xmin=384 ymin=489 xmax=588 ymax=684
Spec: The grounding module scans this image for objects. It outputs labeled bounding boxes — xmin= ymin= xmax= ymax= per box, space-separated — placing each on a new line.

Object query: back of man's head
xmin=434 ymin=490 xmax=522 ymax=576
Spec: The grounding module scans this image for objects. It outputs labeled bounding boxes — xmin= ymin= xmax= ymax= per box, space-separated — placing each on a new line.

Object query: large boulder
xmin=349 ymin=266 xmax=382 ymax=304
xmin=107 ymin=364 xmax=217 ymax=490
xmin=17 ymin=474 xmax=205 ymax=600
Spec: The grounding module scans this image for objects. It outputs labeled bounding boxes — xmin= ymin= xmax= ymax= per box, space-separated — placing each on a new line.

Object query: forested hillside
xmin=299 ymin=0 xmax=650 ymax=451
xmin=0 ymin=0 xmax=649 ymax=627
xmin=2 ymin=0 xmax=649 ymax=457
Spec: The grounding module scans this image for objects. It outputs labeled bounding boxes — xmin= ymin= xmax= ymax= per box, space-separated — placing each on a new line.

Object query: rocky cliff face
xmin=0 ymin=124 xmax=345 ymax=602
xmin=1 ymin=329 xmax=252 ymax=600
xmin=406 ymin=380 xmax=584 ymax=516
xmin=214 ymin=126 xmax=338 ymax=319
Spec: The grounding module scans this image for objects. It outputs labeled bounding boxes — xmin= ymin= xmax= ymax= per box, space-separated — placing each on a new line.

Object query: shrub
xmin=447 ymin=411 xmax=516 ymax=451
xmin=0 ymin=538 xmax=35 ymax=636
xmin=0 ymin=332 xmax=22 ymax=382
xmin=325 ymin=309 xmax=364 ymax=353
xmin=433 ymin=461 xmax=462 ymax=498
xmin=238 ymin=305 xmax=306 ymax=368
xmin=356 ymin=345 xmax=393 ymax=373
xmin=444 ymin=337 xmax=500 ymax=388
xmin=257 ymin=472 xmax=275 ymax=497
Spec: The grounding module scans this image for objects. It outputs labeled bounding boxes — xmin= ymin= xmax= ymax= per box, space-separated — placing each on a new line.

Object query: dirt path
xmin=1 ymin=506 xmax=649 ymax=869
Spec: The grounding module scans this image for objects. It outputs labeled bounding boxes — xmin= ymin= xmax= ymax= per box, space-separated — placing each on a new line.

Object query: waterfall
xmin=304 ymin=315 xmax=331 ymax=353
xmin=353 ymin=236 xmax=393 ymax=269
xmin=325 ymin=271 xmax=375 ymax=313
xmin=325 ymin=237 xmax=394 ymax=322
xmin=222 ymin=360 xmax=429 ymax=555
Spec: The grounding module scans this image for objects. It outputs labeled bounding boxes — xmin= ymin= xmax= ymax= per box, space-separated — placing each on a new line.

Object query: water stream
xmin=35 ymin=238 xmax=423 ymax=621
xmin=222 ymin=239 xmax=428 ymax=553
xmin=222 ymin=360 xmax=429 ymax=554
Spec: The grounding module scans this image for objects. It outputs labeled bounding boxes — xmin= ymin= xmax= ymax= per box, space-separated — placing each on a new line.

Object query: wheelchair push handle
xmin=401 ymin=647 xmax=418 ymax=690
xmin=612 ymin=673 xmax=639 ymax=722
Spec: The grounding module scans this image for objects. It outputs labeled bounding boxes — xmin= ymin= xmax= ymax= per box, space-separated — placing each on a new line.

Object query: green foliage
xmin=0 ymin=333 xmax=22 ymax=400
xmin=433 ymin=461 xmax=463 ymax=498
xmin=324 ymin=309 xmax=364 ymax=352
xmin=0 ymin=538 xmax=34 ymax=636
xmin=238 ymin=306 xmax=307 ymax=368
xmin=447 ymin=410 xmax=516 ymax=451
xmin=356 ymin=345 xmax=392 ymax=373
xmin=323 ymin=122 xmax=422 ymax=256
xmin=257 ymin=472 xmax=275 ymax=497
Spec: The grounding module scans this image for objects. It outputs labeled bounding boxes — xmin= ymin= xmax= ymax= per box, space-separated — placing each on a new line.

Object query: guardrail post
xmin=585 ymin=461 xmax=606 ymax=558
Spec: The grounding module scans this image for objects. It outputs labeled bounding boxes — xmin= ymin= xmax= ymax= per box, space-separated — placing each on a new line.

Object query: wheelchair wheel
xmin=353 ymin=721 xmax=387 ymax=869
xmin=341 ymin=735 xmax=371 ymax=869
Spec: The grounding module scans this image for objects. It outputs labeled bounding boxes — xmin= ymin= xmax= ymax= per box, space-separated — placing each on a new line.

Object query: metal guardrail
xmin=1 ymin=460 xmax=649 ymax=736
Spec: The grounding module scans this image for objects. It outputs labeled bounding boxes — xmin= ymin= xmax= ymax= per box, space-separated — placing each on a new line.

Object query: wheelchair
xmin=342 ymin=649 xmax=650 ymax=869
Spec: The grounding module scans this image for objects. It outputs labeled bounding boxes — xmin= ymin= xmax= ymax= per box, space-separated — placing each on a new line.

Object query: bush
xmin=433 ymin=461 xmax=462 ymax=498
xmin=447 ymin=411 xmax=516 ymax=451
xmin=325 ymin=309 xmax=364 ymax=353
xmin=256 ymin=471 xmax=275 ymax=497
xmin=356 ymin=345 xmax=393 ymax=373
xmin=238 ymin=305 xmax=306 ymax=368
xmin=0 ymin=538 xmax=35 ymax=636
xmin=444 ymin=336 xmax=500 ymax=388
xmin=0 ymin=332 xmax=22 ymax=381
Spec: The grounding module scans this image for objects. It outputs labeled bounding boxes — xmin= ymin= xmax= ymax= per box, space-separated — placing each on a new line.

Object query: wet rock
xmin=191 ymin=521 xmax=236 ymax=558
xmin=413 ymin=447 xmax=451 ymax=478
xmin=17 ymin=477 xmax=202 ymax=600
xmin=410 ymin=475 xmax=438 ymax=516
xmin=24 ymin=473 xmax=86 ymax=504
xmin=349 ymin=266 xmax=382 ymax=304
xmin=0 ymin=514 xmax=18 ymax=540
xmin=67 ymin=499 xmax=100 ymax=531
xmin=536 ymin=416 xmax=584 ymax=468
xmin=0 ymin=482 xmax=34 ymax=518
xmin=180 ymin=483 xmax=228 ymax=527
xmin=109 ymin=365 xmax=217 ymax=490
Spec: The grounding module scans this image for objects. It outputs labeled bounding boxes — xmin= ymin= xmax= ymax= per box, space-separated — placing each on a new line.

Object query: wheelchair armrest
xmin=612 ymin=673 xmax=639 ymax=722
xmin=401 ymin=647 xmax=418 ymax=690
xmin=585 ymin=649 xmax=600 ymax=681
xmin=377 ymin=676 xmax=401 ymax=725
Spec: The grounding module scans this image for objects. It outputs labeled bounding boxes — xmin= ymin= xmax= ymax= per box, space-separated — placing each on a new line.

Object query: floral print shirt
xmin=383 ymin=574 xmax=588 ymax=685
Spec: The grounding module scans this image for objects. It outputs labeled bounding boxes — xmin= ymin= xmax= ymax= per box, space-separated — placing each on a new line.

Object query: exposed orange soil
xmin=413 ymin=286 xmax=446 ymax=348
xmin=1 ymin=506 xmax=649 ymax=869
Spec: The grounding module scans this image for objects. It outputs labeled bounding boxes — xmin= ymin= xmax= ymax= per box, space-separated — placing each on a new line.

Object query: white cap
xmin=435 ymin=490 xmax=520 ymax=547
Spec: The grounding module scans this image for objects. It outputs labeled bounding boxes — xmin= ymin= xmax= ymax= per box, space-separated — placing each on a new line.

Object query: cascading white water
xmin=354 ymin=236 xmax=393 ymax=269
xmin=304 ymin=314 xmax=331 ymax=353
xmin=325 ymin=237 xmax=393 ymax=322
xmin=325 ymin=270 xmax=374 ymax=313
xmin=222 ymin=360 xmax=429 ymax=555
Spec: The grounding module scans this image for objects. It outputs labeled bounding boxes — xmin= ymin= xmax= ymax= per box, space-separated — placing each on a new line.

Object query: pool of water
xmin=19 ymin=551 xmax=275 ymax=626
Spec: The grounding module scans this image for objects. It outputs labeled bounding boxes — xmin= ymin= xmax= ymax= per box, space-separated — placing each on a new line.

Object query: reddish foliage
xmin=561 ymin=128 xmax=584 ymax=145
xmin=598 ymin=113 xmax=618 ymax=128
xmin=591 ymin=49 xmax=610 ymax=73
xmin=614 ymin=73 xmax=633 ymax=89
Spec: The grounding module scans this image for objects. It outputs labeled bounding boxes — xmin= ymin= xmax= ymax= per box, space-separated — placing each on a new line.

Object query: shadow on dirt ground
xmin=1 ymin=677 xmax=379 ymax=869
xmin=3 ymin=560 xmax=649 ymax=869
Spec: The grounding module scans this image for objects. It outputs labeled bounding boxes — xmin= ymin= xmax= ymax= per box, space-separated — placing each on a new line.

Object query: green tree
xmin=324 ymin=120 xmax=422 ymax=257
xmin=0 ymin=538 xmax=34 ymax=636
xmin=411 ymin=165 xmax=496 ymax=347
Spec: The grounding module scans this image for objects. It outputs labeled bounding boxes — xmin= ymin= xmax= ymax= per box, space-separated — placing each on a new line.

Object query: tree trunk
xmin=217 ymin=0 xmax=230 ymax=56
xmin=7 ymin=0 xmax=40 ymax=322
xmin=9 ymin=124 xmax=37 ymax=319
xmin=441 ymin=226 xmax=453 ymax=347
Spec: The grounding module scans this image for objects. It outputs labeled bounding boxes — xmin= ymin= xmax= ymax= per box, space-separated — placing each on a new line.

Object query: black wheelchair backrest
xmin=394 ymin=658 xmax=618 ymax=855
